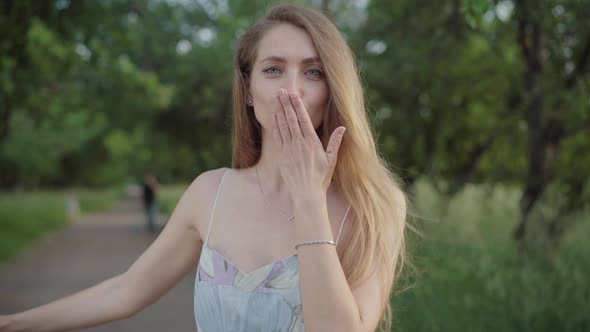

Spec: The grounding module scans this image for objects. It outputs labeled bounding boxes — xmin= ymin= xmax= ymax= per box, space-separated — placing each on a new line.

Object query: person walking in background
xmin=142 ymin=172 xmax=159 ymax=232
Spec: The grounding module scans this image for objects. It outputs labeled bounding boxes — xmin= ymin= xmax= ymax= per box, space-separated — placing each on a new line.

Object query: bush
xmin=392 ymin=181 xmax=590 ymax=331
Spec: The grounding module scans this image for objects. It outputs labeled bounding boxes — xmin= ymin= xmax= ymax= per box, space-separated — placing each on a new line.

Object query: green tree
xmin=355 ymin=0 xmax=590 ymax=246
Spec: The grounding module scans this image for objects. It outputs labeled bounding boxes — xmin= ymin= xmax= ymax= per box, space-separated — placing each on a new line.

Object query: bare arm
xmin=2 ymin=275 xmax=132 ymax=332
xmin=0 ymin=170 xmax=218 ymax=332
xmin=295 ymin=191 xmax=397 ymax=332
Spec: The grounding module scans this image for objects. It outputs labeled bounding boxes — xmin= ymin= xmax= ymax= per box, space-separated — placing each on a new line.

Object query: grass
xmin=76 ymin=187 xmax=123 ymax=212
xmin=0 ymin=187 xmax=122 ymax=263
xmin=157 ymin=184 xmax=187 ymax=216
xmin=392 ymin=180 xmax=590 ymax=331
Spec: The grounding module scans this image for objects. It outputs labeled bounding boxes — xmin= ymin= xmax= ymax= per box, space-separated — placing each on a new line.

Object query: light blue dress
xmin=194 ymin=169 xmax=351 ymax=331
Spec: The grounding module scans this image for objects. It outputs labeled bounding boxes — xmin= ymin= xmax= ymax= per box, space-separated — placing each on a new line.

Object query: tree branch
xmin=565 ymin=34 xmax=590 ymax=89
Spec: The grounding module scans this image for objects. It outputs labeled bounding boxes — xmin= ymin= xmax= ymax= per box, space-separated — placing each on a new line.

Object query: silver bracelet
xmin=294 ymin=240 xmax=336 ymax=250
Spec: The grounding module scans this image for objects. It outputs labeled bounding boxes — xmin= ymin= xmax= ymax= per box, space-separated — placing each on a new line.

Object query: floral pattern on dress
xmin=194 ymin=244 xmax=304 ymax=332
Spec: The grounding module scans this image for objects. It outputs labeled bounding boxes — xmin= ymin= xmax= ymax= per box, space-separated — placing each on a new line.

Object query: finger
xmin=289 ymin=92 xmax=315 ymax=138
xmin=325 ymin=126 xmax=346 ymax=171
xmin=271 ymin=111 xmax=283 ymax=147
xmin=276 ymin=97 xmax=292 ymax=144
xmin=280 ymin=89 xmax=303 ymax=139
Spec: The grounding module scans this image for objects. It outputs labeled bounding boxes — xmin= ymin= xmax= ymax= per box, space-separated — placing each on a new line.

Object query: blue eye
xmin=263 ymin=67 xmax=281 ymax=75
xmin=306 ymin=68 xmax=325 ymax=79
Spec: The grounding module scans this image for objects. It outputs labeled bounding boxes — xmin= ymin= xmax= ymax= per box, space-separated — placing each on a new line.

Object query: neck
xmin=255 ymin=130 xmax=286 ymax=194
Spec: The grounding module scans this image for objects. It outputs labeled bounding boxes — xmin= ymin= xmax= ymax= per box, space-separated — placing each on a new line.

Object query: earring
xmin=248 ymin=99 xmax=252 ymax=105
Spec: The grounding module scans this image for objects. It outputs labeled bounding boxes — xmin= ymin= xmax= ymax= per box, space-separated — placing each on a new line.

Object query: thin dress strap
xmin=335 ymin=204 xmax=351 ymax=245
xmin=204 ymin=168 xmax=229 ymax=246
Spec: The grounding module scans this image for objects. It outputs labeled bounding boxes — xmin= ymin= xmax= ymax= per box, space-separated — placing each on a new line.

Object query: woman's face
xmin=249 ymin=23 xmax=329 ymax=134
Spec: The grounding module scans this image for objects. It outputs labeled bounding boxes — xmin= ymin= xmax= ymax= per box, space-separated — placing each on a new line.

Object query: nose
xmin=283 ymin=70 xmax=303 ymax=97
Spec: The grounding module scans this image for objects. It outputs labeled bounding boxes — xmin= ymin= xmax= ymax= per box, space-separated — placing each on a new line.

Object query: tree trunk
xmin=513 ymin=0 xmax=546 ymax=241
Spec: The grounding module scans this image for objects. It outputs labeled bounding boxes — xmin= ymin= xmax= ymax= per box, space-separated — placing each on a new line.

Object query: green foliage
xmin=355 ymin=0 xmax=525 ymax=186
xmin=355 ymin=0 xmax=590 ymax=246
xmin=0 ymin=3 xmax=172 ymax=187
xmin=75 ymin=187 xmax=123 ymax=213
xmin=157 ymin=184 xmax=186 ymax=216
xmin=0 ymin=20 xmax=109 ymax=185
xmin=393 ymin=181 xmax=590 ymax=331
xmin=0 ymin=187 xmax=121 ymax=262
xmin=0 ymin=192 xmax=65 ymax=262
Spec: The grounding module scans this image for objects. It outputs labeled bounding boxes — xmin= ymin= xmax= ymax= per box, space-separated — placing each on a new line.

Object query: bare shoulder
xmin=190 ymin=167 xmax=230 ymax=194
xmin=185 ymin=167 xmax=231 ymax=240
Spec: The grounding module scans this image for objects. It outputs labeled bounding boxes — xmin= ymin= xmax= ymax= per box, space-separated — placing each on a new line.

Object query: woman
xmin=0 ymin=3 xmax=406 ymax=332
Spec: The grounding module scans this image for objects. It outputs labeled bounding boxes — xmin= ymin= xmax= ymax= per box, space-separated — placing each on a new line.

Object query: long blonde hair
xmin=231 ymin=4 xmax=407 ymax=330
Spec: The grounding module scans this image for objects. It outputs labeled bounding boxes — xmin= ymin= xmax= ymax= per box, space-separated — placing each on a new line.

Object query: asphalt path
xmin=0 ymin=198 xmax=196 ymax=331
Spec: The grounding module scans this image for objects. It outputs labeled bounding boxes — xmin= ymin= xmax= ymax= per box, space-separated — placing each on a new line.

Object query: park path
xmin=0 ymin=198 xmax=196 ymax=331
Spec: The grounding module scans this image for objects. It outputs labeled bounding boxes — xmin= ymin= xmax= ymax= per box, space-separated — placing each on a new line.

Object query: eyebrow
xmin=259 ymin=56 xmax=322 ymax=65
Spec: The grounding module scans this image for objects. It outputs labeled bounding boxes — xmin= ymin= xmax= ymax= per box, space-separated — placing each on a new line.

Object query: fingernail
xmin=341 ymin=127 xmax=346 ymax=135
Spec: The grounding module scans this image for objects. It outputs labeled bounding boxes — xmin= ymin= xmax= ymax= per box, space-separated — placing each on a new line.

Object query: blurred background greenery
xmin=1 ymin=0 xmax=589 ymax=330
